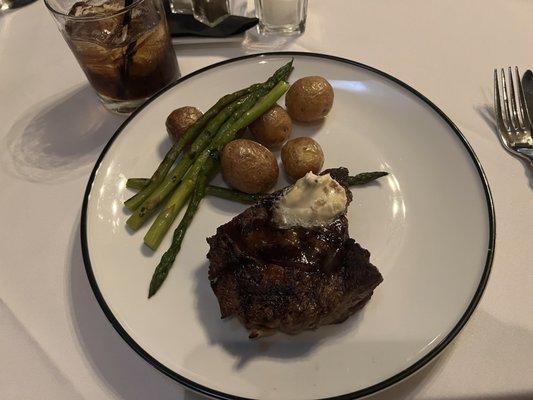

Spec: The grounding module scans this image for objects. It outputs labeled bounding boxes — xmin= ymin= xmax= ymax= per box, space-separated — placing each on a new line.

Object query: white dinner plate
xmin=81 ymin=52 xmax=494 ymax=400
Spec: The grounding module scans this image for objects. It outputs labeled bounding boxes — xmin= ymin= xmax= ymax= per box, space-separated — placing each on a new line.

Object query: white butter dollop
xmin=273 ymin=172 xmax=348 ymax=228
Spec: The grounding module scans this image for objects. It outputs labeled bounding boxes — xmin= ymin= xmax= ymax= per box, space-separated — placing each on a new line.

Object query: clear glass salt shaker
xmin=191 ymin=0 xmax=230 ymax=27
xmin=169 ymin=0 xmax=192 ymax=14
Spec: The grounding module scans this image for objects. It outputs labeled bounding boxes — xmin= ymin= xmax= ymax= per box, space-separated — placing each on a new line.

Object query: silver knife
xmin=522 ymin=70 xmax=533 ymax=127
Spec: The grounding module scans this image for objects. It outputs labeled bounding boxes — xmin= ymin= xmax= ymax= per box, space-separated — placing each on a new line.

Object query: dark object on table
xmin=0 ymin=0 xmax=37 ymax=10
xmin=165 ymin=4 xmax=258 ymax=38
xmin=207 ymin=167 xmax=383 ymax=338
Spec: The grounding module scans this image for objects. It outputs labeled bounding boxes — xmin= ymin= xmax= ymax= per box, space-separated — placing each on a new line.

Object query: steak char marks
xmin=207 ymin=167 xmax=383 ymax=338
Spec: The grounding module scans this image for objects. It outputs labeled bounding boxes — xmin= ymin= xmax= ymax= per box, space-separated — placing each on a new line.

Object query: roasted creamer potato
xmin=249 ymin=105 xmax=293 ymax=147
xmin=166 ymin=106 xmax=203 ymax=142
xmin=281 ymin=137 xmax=324 ymax=181
xmin=221 ymin=139 xmax=279 ymax=194
xmin=285 ymin=76 xmax=334 ymax=122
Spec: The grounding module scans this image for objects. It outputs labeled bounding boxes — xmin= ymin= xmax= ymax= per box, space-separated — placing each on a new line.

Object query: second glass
xmin=45 ymin=0 xmax=179 ymax=113
xmin=254 ymin=0 xmax=308 ymax=35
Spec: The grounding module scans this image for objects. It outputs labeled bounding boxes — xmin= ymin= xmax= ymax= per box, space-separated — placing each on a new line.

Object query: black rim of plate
xmin=81 ymin=51 xmax=495 ymax=400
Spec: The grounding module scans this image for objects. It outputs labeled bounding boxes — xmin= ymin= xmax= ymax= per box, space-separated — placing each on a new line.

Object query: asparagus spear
xmin=128 ymin=171 xmax=389 ymax=205
xmin=129 ymin=173 xmax=391 ymax=192
xmin=126 ymin=178 xmax=151 ymax=190
xmin=144 ymin=80 xmax=291 ymax=250
xmin=205 ymin=186 xmax=263 ymax=204
xmin=127 ymin=177 xmax=262 ymax=204
xmin=124 ymin=83 xmax=262 ymax=211
xmin=148 ymin=160 xmax=213 ymax=298
xmin=127 ymin=61 xmax=293 ymax=232
xmin=347 ymin=171 xmax=389 ymax=186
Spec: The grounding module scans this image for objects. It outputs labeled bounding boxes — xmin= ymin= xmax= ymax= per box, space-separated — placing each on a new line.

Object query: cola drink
xmin=49 ymin=0 xmax=178 ymax=112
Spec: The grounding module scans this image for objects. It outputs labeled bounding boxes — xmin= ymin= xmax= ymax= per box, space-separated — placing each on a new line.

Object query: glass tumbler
xmin=45 ymin=0 xmax=179 ymax=113
xmin=254 ymin=0 xmax=308 ymax=35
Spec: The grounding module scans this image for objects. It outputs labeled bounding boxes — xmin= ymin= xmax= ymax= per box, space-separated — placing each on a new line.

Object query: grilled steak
xmin=206 ymin=167 xmax=383 ymax=338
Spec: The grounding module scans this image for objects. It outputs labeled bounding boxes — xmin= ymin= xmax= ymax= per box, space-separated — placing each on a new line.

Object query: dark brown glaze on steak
xmin=206 ymin=167 xmax=383 ymax=338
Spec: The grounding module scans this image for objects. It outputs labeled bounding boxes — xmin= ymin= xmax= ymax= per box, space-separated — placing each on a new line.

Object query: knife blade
xmin=522 ymin=69 xmax=533 ymax=126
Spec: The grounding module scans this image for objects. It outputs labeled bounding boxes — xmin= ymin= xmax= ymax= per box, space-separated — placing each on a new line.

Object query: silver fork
xmin=494 ymin=67 xmax=533 ymax=165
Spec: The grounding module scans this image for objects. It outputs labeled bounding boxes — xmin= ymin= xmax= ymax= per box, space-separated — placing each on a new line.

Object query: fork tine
xmin=508 ymin=67 xmax=521 ymax=130
xmin=501 ymin=68 xmax=515 ymax=131
xmin=516 ymin=66 xmax=532 ymax=131
xmin=494 ymin=69 xmax=507 ymax=132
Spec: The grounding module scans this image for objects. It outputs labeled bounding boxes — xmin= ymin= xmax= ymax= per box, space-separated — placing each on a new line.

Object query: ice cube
xmin=67 ymin=0 xmax=127 ymax=46
xmin=72 ymin=39 xmax=123 ymax=78
xmin=128 ymin=23 xmax=168 ymax=78
xmin=68 ymin=0 xmax=124 ymax=18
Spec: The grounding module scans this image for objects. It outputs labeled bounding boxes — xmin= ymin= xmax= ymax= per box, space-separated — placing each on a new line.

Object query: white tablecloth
xmin=1 ymin=1 xmax=532 ymax=399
